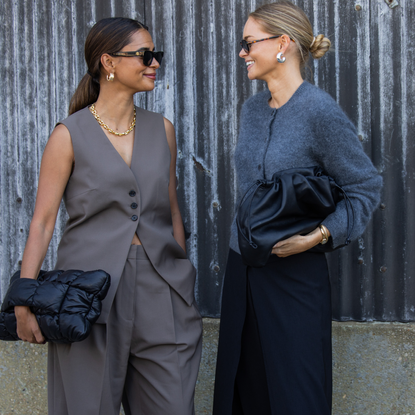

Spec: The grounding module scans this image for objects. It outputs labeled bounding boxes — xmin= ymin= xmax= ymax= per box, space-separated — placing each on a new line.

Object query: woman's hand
xmin=15 ymin=306 xmax=45 ymax=344
xmin=272 ymin=227 xmax=327 ymax=257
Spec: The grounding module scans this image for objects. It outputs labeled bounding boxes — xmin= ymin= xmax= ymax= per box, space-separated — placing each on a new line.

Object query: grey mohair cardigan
xmin=229 ymin=81 xmax=382 ymax=253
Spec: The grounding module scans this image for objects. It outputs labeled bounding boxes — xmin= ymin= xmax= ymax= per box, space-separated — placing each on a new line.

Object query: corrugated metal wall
xmin=1 ymin=0 xmax=414 ymax=321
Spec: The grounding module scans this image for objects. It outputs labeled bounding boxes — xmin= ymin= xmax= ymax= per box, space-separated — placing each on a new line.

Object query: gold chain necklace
xmin=89 ymin=103 xmax=136 ymax=136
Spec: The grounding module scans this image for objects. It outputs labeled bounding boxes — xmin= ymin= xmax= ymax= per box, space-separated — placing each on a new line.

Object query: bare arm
xmin=15 ymin=124 xmax=74 ymax=343
xmin=164 ymin=118 xmax=186 ymax=253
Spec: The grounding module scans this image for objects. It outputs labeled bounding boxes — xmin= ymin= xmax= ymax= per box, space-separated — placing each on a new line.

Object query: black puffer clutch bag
xmin=236 ymin=166 xmax=354 ymax=268
xmin=0 ymin=269 xmax=111 ymax=343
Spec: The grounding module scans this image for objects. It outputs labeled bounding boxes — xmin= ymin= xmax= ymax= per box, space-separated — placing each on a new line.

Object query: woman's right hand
xmin=15 ymin=306 xmax=45 ymax=344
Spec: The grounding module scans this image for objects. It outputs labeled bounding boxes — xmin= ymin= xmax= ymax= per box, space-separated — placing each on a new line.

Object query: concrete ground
xmin=1 ymin=320 xmax=414 ymax=414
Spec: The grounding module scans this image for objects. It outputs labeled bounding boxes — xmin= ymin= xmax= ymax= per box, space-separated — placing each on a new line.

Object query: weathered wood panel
xmin=1 ymin=0 xmax=414 ymax=320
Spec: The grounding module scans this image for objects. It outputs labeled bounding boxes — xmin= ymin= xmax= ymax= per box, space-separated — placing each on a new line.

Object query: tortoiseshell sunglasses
xmin=240 ymin=35 xmax=295 ymax=53
xmin=111 ymin=50 xmax=164 ymax=67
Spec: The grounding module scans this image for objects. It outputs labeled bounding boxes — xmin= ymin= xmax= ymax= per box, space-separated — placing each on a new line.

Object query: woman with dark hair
xmin=213 ymin=1 xmax=382 ymax=414
xmin=15 ymin=17 xmax=202 ymax=415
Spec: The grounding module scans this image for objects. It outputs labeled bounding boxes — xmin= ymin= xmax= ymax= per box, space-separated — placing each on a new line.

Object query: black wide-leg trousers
xmin=213 ymin=249 xmax=332 ymax=415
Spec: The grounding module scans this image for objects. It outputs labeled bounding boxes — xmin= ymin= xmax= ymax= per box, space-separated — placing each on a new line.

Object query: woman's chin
xmin=135 ymin=83 xmax=156 ymax=93
xmin=247 ymin=70 xmax=258 ymax=81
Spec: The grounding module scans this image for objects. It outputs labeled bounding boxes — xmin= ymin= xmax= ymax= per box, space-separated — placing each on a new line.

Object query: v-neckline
xmin=87 ymin=106 xmax=138 ymax=171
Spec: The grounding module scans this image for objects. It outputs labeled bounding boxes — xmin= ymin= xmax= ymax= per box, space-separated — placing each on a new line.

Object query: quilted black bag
xmin=236 ymin=166 xmax=354 ymax=268
xmin=0 ymin=269 xmax=111 ymax=343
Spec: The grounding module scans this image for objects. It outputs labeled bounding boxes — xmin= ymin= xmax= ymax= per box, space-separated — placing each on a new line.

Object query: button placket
xmin=129 ymin=190 xmax=138 ymax=221
xmin=262 ymin=109 xmax=277 ymax=179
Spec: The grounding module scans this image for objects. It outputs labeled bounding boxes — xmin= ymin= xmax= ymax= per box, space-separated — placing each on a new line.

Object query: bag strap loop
xmin=330 ymin=180 xmax=355 ymax=244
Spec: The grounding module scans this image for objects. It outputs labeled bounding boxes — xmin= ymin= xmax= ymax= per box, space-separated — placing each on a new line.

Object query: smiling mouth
xmin=246 ymin=61 xmax=254 ymax=70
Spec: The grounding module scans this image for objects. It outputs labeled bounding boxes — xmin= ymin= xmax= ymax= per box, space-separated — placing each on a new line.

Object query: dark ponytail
xmin=69 ymin=18 xmax=148 ymax=115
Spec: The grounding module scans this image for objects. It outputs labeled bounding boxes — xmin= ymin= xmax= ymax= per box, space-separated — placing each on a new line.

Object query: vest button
xmin=131 ymin=215 xmax=138 ymax=221
xmin=129 ymin=190 xmax=136 ymax=197
xmin=131 ymin=203 xmax=138 ymax=209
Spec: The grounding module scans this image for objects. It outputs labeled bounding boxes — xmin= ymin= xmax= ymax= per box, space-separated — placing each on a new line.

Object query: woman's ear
xmin=100 ymin=53 xmax=116 ymax=77
xmin=278 ymin=34 xmax=292 ymax=54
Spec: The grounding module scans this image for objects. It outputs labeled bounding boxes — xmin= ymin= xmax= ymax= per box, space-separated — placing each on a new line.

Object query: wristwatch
xmin=318 ymin=224 xmax=329 ymax=245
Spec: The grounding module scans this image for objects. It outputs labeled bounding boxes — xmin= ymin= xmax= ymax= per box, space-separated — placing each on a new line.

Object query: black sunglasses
xmin=240 ymin=35 xmax=295 ymax=53
xmin=111 ymin=50 xmax=164 ymax=67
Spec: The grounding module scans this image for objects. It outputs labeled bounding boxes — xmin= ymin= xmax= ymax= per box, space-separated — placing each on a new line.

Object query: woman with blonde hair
xmin=15 ymin=17 xmax=202 ymax=415
xmin=213 ymin=1 xmax=381 ymax=414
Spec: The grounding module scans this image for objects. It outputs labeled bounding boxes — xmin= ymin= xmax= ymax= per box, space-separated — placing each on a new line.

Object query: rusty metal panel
xmin=1 ymin=0 xmax=414 ymax=321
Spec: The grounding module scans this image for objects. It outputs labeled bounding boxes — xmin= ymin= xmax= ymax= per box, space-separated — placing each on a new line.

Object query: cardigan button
xmin=131 ymin=203 xmax=138 ymax=209
xmin=129 ymin=190 xmax=136 ymax=197
xmin=131 ymin=215 xmax=138 ymax=221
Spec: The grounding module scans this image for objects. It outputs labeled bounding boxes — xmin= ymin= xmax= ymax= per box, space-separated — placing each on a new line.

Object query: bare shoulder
xmin=44 ymin=123 xmax=74 ymax=160
xmin=163 ymin=117 xmax=175 ymax=138
xmin=43 ymin=124 xmax=74 ymax=164
xmin=163 ymin=117 xmax=176 ymax=151
xmin=47 ymin=123 xmax=72 ymax=146
xmin=48 ymin=123 xmax=71 ymax=143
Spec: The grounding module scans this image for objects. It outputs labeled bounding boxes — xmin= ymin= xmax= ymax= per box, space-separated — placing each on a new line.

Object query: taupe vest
xmin=55 ymin=106 xmax=195 ymax=323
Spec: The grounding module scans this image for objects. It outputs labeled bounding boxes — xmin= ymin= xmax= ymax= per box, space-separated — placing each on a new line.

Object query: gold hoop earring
xmin=106 ymin=73 xmax=115 ymax=82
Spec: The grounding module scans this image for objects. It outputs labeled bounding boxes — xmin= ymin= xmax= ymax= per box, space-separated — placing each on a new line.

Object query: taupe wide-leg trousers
xmin=48 ymin=245 xmax=203 ymax=415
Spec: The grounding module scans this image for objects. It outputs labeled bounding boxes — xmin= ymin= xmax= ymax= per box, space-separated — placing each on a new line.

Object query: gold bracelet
xmin=318 ymin=224 xmax=329 ymax=245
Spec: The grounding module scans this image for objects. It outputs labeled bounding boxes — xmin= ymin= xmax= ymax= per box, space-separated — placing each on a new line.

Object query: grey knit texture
xmin=229 ymin=81 xmax=382 ymax=253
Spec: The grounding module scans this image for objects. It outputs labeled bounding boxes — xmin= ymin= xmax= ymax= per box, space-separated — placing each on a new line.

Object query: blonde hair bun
xmin=310 ymin=34 xmax=331 ymax=60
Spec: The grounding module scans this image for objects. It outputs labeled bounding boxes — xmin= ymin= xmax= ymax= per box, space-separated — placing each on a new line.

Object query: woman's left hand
xmin=272 ymin=227 xmax=324 ymax=257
